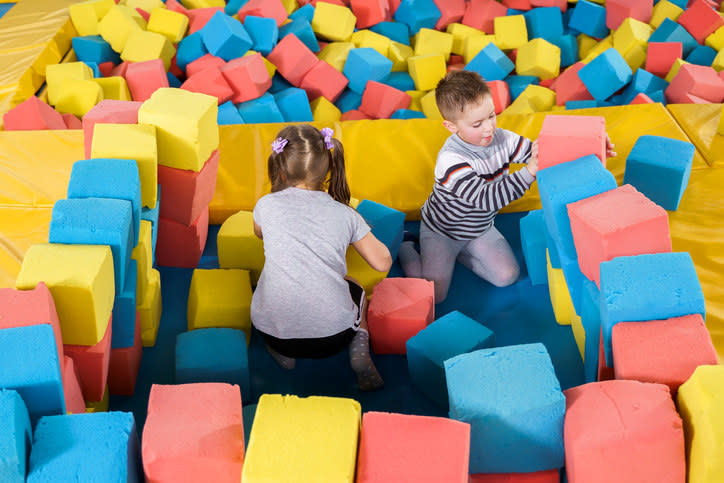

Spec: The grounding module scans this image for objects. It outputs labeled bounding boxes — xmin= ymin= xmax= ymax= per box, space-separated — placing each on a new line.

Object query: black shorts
xmin=258 ymin=279 xmax=365 ymax=359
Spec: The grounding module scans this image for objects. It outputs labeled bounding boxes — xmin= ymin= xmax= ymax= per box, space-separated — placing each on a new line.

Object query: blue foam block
xmin=218 ymin=100 xmax=244 ymax=124
xmin=112 ymin=259 xmax=137 ymax=349
xmin=393 ymin=0 xmax=441 ymax=35
xmin=505 ymin=75 xmax=539 ymax=100
xmin=666 ymin=0 xmax=688 ymax=7
xmin=619 ymin=68 xmax=669 ymax=104
xmin=242 ymin=403 xmax=257 ymax=451
xmin=274 ymin=86 xmax=313 ymax=122
xmin=356 ymin=199 xmax=406 ymax=261
xmin=544 ymin=220 xmax=561 ymax=269
xmin=199 ymin=10 xmax=252 ymax=62
xmin=559 ymin=248 xmax=585 ymax=315
xmin=141 ymin=185 xmax=160 ymax=264
xmin=279 ymin=18 xmax=319 ymax=53
xmin=237 ymin=92 xmax=285 ymax=123
xmin=269 ymin=72 xmax=293 ymax=93
xmin=562 ymin=6 xmax=578 ymax=36
xmin=686 ymin=44 xmax=717 ymax=67
xmin=82 ymin=61 xmax=101 ymax=78
xmin=0 ymin=325 xmax=65 ymax=421
xmin=549 ymin=34 xmax=577 ymax=68
xmin=580 ymin=279 xmax=600 ymax=383
xmin=49 ymin=197 xmax=133 ymax=295
xmin=524 ymin=7 xmax=564 ymax=41
xmin=647 ymin=89 xmax=666 ymax=104
xmin=289 ymin=3 xmax=314 ymax=23
xmin=175 ymin=328 xmax=250 ymax=401
xmin=406 ymin=310 xmax=494 ymax=408
xmin=0 ymin=390 xmax=31 ymax=483
xmin=649 ymin=18 xmax=698 ymax=57
xmin=445 ymin=343 xmax=565 ymax=473
xmin=519 ymin=209 xmax=548 ymax=286
xmin=335 ymin=88 xmax=362 ymax=113
xmin=72 ymin=35 xmax=121 ymax=65
xmin=343 ymin=47 xmax=394 ymax=94
xmin=390 ymin=108 xmax=426 ymax=119
xmin=67 ymin=158 xmax=142 ymax=247
xmin=568 ymin=0 xmax=608 ymax=39
xmin=28 ymin=412 xmax=141 ymax=483
xmin=244 ymin=15 xmax=278 ymax=56
xmin=383 ymin=71 xmax=416 ymax=92
xmin=565 ymin=100 xmax=599 ymax=109
xmin=623 ymin=135 xmax=695 ymax=210
xmin=225 ymin=0 xmax=247 ymax=16
xmin=577 ymin=48 xmax=633 ymax=101
xmin=166 ymin=72 xmax=181 ymax=88
xmin=600 ymin=252 xmax=705 ymax=366
xmin=176 ymin=31 xmax=208 ymax=72
xmin=464 ymin=43 xmax=515 ymax=82
xmin=370 ymin=21 xmax=411 ymax=45
xmin=537 ymin=155 xmax=617 ymax=260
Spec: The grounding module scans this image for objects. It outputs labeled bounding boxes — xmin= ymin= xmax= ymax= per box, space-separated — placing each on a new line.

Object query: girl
xmin=251 ymin=124 xmax=392 ymax=391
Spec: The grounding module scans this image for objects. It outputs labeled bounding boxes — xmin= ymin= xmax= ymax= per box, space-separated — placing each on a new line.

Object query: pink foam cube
xmin=156 ymin=207 xmax=209 ymax=268
xmin=645 ymin=42 xmax=682 ymax=79
xmin=63 ymin=113 xmax=82 ymax=129
xmin=530 ymin=0 xmax=567 ymax=11
xmin=677 ymin=0 xmax=724 ymax=44
xmin=169 ymin=53 xmax=184 ymax=79
xmin=567 ymin=184 xmax=671 ymax=286
xmin=267 ymin=34 xmax=320 ymax=87
xmin=142 ymin=383 xmax=244 ymax=483
xmin=187 ymin=7 xmax=224 ymax=35
xmin=186 ymin=54 xmax=226 ymax=78
xmin=564 ymin=380 xmax=686 ymax=482
xmin=111 ymin=61 xmax=130 ymax=78
xmin=605 ymin=0 xmax=653 ymax=30
xmin=469 ymin=470 xmax=560 ymax=482
xmin=299 ymin=60 xmax=349 ymax=103
xmin=237 ymin=0 xmax=288 ymax=26
xmin=3 ymin=96 xmax=66 ymax=131
xmin=64 ymin=315 xmax=112 ymax=402
xmin=181 ymin=67 xmax=234 ymax=105
xmin=351 ymin=0 xmax=391 ymax=29
xmin=99 ymin=61 xmax=115 ymax=77
xmin=158 ymin=149 xmax=219 ymax=225
xmin=82 ymin=99 xmax=142 ymax=158
xmin=665 ymin=63 xmax=724 ymax=104
xmin=462 ymin=0 xmax=507 ymax=33
xmin=358 ymin=81 xmax=411 ymax=119
xmin=136 ymin=7 xmax=150 ymax=21
xmin=62 ymin=355 xmax=87 ymax=414
xmin=551 ymin=63 xmax=593 ymax=106
xmin=340 ymin=109 xmax=373 ymax=121
xmin=220 ymin=53 xmax=272 ymax=104
xmin=432 ymin=0 xmax=465 ymax=30
xmin=537 ymin=114 xmax=606 ymax=170
xmin=165 ymin=0 xmax=189 ymax=15
xmin=367 ymin=277 xmax=435 ymax=354
xmin=356 ymin=411 xmax=470 ymax=483
xmin=388 ymin=0 xmax=401 ymax=14
xmin=630 ymin=92 xmax=654 ymax=104
xmin=502 ymin=0 xmax=533 ymax=9
xmin=488 ymin=80 xmax=511 ymax=114
xmin=108 ymin=312 xmax=143 ymax=396
xmin=125 ymin=58 xmax=170 ymax=102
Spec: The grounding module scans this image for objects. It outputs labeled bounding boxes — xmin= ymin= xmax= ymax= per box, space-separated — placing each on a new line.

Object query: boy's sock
xmin=398 ymin=241 xmax=422 ymax=278
xmin=349 ymin=328 xmax=384 ymax=391
xmin=266 ymin=344 xmax=296 ymax=370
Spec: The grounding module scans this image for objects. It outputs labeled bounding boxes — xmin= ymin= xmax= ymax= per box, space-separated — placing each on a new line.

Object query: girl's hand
xmin=606 ymin=134 xmax=617 ymax=158
xmin=527 ymin=140 xmax=539 ymax=177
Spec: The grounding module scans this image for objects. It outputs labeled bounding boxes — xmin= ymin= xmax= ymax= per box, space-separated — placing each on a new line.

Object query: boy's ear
xmin=442 ymin=119 xmax=458 ymax=134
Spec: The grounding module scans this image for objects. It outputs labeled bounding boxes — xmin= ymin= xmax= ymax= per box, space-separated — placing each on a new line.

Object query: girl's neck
xmin=293 ymin=182 xmax=321 ymax=191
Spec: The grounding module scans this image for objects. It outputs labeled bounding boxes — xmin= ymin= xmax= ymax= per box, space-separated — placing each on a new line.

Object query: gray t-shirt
xmin=251 ymin=187 xmax=370 ymax=339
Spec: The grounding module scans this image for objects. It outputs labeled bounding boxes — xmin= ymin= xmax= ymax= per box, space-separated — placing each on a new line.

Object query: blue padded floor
xmin=109 ymin=212 xmax=584 ymax=431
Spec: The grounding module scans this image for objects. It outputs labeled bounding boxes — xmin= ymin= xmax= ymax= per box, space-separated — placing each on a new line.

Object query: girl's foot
xmin=349 ymin=329 xmax=384 ymax=391
xmin=266 ymin=344 xmax=296 ymax=370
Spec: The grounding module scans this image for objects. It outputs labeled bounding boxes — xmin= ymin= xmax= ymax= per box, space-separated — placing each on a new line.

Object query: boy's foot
xmin=266 ymin=344 xmax=296 ymax=370
xmin=349 ymin=329 xmax=384 ymax=391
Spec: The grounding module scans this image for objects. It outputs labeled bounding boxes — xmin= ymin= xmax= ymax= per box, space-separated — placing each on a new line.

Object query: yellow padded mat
xmin=0 ymin=206 xmax=51 ymax=289
xmin=667 ymin=103 xmax=724 ymax=168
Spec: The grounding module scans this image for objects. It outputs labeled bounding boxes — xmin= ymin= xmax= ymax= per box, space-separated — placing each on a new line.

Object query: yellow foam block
xmin=45 ymin=62 xmax=94 ymax=107
xmin=389 ymin=41 xmax=413 ymax=72
xmin=446 ymin=22 xmax=486 ymax=56
xmin=420 ymin=89 xmax=442 ymax=119
xmin=139 ymin=267 xmax=162 ymax=347
xmin=318 ymin=42 xmax=354 ymax=72
xmin=463 ymin=34 xmax=496 ymax=64
xmin=666 ymin=58 xmax=689 ymax=82
xmin=98 ymin=4 xmax=147 ymax=54
xmin=85 ymin=385 xmax=109 ymax=413
xmin=16 ymin=243 xmax=114 ymax=346
xmin=244 ymin=50 xmax=277 ymax=78
xmin=581 ymin=36 xmax=613 ymax=64
xmin=242 ymin=394 xmax=361 ymax=482
xmin=408 ymin=54 xmax=447 ymax=91
xmin=613 ymin=18 xmax=652 ymax=59
xmin=713 ymin=49 xmax=724 ymax=72
xmin=138 ymin=88 xmax=219 ymax=172
xmin=187 ymin=269 xmax=253 ymax=340
xmin=54 ymin=79 xmax=104 ymax=118
xmin=182 ymin=0 xmax=225 ymax=7
xmin=516 ymin=38 xmax=561 ymax=80
xmin=546 ymin=251 xmax=573 ymax=326
xmin=121 ymin=29 xmax=176 ymax=71
xmin=70 ymin=0 xmax=115 ymax=36
xmin=413 ymin=28 xmax=453 ymax=61
xmin=310 ymin=96 xmax=342 ymax=122
xmin=147 ymin=7 xmax=189 ymax=44
xmin=677 ymin=365 xmax=724 ymax=483
xmin=502 ymin=95 xmax=535 ymax=116
xmin=311 ymin=2 xmax=356 ymax=42
xmin=217 ymin=210 xmax=265 ymax=284
xmin=349 ymin=196 xmax=361 ymax=209
xmin=351 ymin=30 xmax=391 ymax=57
xmin=281 ymin=0 xmax=297 ymax=15
xmin=91 ymin=123 xmax=159 ymax=209
xmin=518 ymin=84 xmax=555 ymax=111
xmin=131 ymin=220 xmax=153 ymax=300
xmin=718 ymin=106 xmax=724 ymax=136
xmin=622 ymin=43 xmax=647 ymax=71
xmin=346 ymin=245 xmax=388 ymax=297
xmin=650 ymin=0 xmax=684 ymax=29
xmin=126 ymin=0 xmax=165 ymax=11
xmin=706 ymin=25 xmax=724 ymax=51
xmin=405 ymin=90 xmax=425 ymax=111
xmin=571 ymin=313 xmax=585 ymax=361
xmin=576 ymin=33 xmax=600 ymax=61
xmin=494 ymin=15 xmax=527 ymax=51
xmin=94 ymin=76 xmax=132 ymax=101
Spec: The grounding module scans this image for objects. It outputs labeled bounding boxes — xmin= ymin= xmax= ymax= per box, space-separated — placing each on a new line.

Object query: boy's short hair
xmin=435 ymin=70 xmax=491 ymax=121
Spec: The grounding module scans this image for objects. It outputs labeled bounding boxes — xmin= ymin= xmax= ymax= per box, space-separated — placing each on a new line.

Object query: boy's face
xmin=442 ymin=94 xmax=497 ymax=147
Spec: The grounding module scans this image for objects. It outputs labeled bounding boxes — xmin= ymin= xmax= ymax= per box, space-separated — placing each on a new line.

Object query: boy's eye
xmin=473 ymin=123 xmax=482 ymax=128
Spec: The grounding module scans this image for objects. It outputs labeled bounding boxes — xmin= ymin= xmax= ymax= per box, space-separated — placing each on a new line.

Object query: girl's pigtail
xmin=268 ymin=152 xmax=286 ymax=193
xmin=326 ymin=137 xmax=350 ymax=205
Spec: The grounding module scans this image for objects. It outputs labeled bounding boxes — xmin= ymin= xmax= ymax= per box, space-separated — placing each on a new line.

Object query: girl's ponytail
xmin=268 ymin=151 xmax=287 ymax=193
xmin=326 ymin=137 xmax=350 ymax=205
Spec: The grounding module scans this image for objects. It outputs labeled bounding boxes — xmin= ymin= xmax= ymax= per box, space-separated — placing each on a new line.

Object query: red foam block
xmin=267 ymin=34 xmax=320 ymax=87
xmin=186 ymin=53 xmax=226 ymax=78
xmin=351 ymin=0 xmax=390 ymax=29
xmin=237 ymin=0 xmax=288 ymax=26
xmin=156 ymin=206 xmax=209 ymax=268
xmin=126 ymin=58 xmax=170 ymax=102
xmin=551 ymin=62 xmax=593 ymax=106
xmin=165 ymin=0 xmax=189 ymax=15
xmin=82 ymin=99 xmax=142 ymax=158
xmin=469 ymin=470 xmax=560 ymax=482
xmin=99 ymin=61 xmax=115 ymax=77
xmin=502 ymin=0 xmax=533 ymax=9
xmin=432 ymin=0 xmax=465 ymax=30
xmin=665 ymin=63 xmax=724 ymax=104
xmin=677 ymin=0 xmax=724 ymax=44
xmin=136 ymin=7 xmax=150 ymax=21
xmin=111 ymin=61 xmax=130 ymax=78
xmin=645 ymin=42 xmax=682 ymax=79
xmin=2 ymin=96 xmax=66 ymax=131
xmin=537 ymin=114 xmax=606 ymax=170
xmin=299 ymin=60 xmax=349 ymax=103
xmin=598 ymin=328 xmax=614 ymax=382
xmin=187 ymin=7 xmax=224 ymax=34
xmin=108 ymin=312 xmax=143 ymax=396
xmin=630 ymin=92 xmax=654 ymax=104
xmin=181 ymin=67 xmax=234 ymax=105
xmin=220 ymin=53 xmax=272 ymax=104
xmin=340 ymin=109 xmax=373 ymax=121
xmin=359 ymin=80 xmax=411 ymax=119
xmin=63 ymin=113 xmax=82 ymax=129
xmin=488 ymin=80 xmax=511 ymax=114
xmin=605 ymin=0 xmax=653 ymax=30
xmin=461 ymin=0 xmax=507 ymax=33
xmin=157 ymin=149 xmax=220 ymax=225
xmin=62 ymin=355 xmax=87 ymax=414
xmin=64 ymin=314 xmax=113 ymax=402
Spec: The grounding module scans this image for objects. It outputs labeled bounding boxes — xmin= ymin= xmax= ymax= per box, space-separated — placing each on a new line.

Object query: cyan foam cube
xmin=599 ymin=252 xmax=706 ymax=367
xmin=141 ymin=186 xmax=160 ymax=263
xmin=224 ymin=0 xmax=246 ymax=15
xmin=505 ymin=75 xmax=539 ymax=100
xmin=577 ymin=48 xmax=633 ymax=101
xmin=343 ymin=47 xmax=394 ymax=94
xmin=370 ymin=21 xmax=411 ymax=45
xmin=67 ymin=158 xmax=142 ymax=247
xmin=549 ymin=34 xmax=577 ymax=68
xmin=200 ymin=11 xmax=252 ymax=61
xmin=623 ymin=135 xmax=695 ymax=211
xmin=28 ymin=412 xmax=141 ymax=483
xmin=649 ymin=17 xmax=698 ymax=57
xmin=686 ymin=44 xmax=717 ymax=66
xmin=218 ymin=100 xmax=244 ymax=124
xmin=619 ymin=68 xmax=669 ymax=104
xmin=112 ymin=260 xmax=137 ymax=349
xmin=464 ymin=43 xmax=515 ymax=82
xmin=537 ymin=155 xmax=617 ymax=259
xmin=406 ymin=311 xmax=494 ymax=408
xmin=175 ymin=328 xmax=250 ymax=400
xmin=72 ymin=35 xmax=121 ymax=65
xmin=580 ymin=279 xmax=601 ymax=383
xmin=274 ymin=87 xmax=313 ymax=122
xmin=565 ymin=100 xmax=599 ymax=109
xmin=289 ymin=3 xmax=314 ymax=23
xmin=391 ymin=108 xmax=426 ymax=119
xmin=383 ymin=71 xmax=416 ymax=92
xmin=176 ymin=31 xmax=208 ymax=72
xmin=559 ymin=248 xmax=586 ymax=315
xmin=0 ymin=325 xmax=65 ymax=420
xmin=357 ymin=199 xmax=406 ymax=261
xmin=568 ymin=0 xmax=608 ymax=39
xmin=244 ymin=15 xmax=278 ymax=56
xmin=49 ymin=198 xmax=133 ymax=296
xmin=335 ymin=88 xmax=362 ymax=113
xmin=544 ymin=221 xmax=561 ymax=269
xmin=0 ymin=390 xmax=31 ymax=483
xmin=279 ymin=18 xmax=319 ymax=53
xmin=167 ymin=72 xmax=182 ymax=88
xmin=394 ymin=0 xmax=441 ymax=35
xmin=445 ymin=343 xmax=566 ymax=473
xmin=524 ymin=6 xmax=563 ymax=41
xmin=237 ymin=92 xmax=284 ymax=123
xmin=520 ymin=209 xmax=548 ymax=286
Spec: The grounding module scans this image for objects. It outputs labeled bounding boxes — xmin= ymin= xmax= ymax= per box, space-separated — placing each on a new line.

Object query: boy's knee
xmin=490 ymin=264 xmax=520 ymax=288
xmin=433 ymin=280 xmax=450 ymax=303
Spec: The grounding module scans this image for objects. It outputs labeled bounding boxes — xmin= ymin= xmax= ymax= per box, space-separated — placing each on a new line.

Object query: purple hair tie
xmin=271 ymin=137 xmax=288 ymax=154
xmin=320 ymin=127 xmax=334 ymax=150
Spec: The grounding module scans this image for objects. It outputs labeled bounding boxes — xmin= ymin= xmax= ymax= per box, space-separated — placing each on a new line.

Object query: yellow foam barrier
xmin=667 ymin=103 xmax=724 ymax=168
xmin=0 ymin=206 xmax=52 ymax=289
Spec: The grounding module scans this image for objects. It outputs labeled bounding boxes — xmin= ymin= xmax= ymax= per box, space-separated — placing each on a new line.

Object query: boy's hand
xmin=527 ymin=140 xmax=539 ymax=177
xmin=606 ymin=134 xmax=617 ymax=158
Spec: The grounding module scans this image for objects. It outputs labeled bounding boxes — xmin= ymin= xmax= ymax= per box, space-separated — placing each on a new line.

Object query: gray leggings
xmin=399 ymin=223 xmax=520 ymax=303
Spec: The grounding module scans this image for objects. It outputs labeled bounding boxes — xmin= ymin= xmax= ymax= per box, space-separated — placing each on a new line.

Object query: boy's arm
xmin=506 ymin=131 xmax=534 ymax=165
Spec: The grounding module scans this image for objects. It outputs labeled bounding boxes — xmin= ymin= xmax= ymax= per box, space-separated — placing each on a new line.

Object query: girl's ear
xmin=442 ymin=119 xmax=458 ymax=135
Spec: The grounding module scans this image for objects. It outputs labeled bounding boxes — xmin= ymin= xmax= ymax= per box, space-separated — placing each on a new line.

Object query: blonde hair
xmin=435 ymin=70 xmax=491 ymax=121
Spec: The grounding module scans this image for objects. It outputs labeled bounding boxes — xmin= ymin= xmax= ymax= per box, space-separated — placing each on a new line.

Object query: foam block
xmin=98 ymin=4 xmax=146 ymax=53
xmin=686 ymin=44 xmax=717 ymax=66
xmin=54 ymin=79 xmax=104 ymax=118
xmin=111 ymin=260 xmax=137 ymax=349
xmin=406 ymin=310 xmax=494 ymax=408
xmin=147 ymin=6 xmax=189 ymax=44
xmin=28 ymin=412 xmax=141 ymax=482
xmin=91 ymin=122 xmax=158 ymax=209
xmin=181 ymin=67 xmax=234 ymax=104
xmin=519 ymin=209 xmax=547 ymax=285
xmin=469 ymin=471 xmax=560 ymax=482
xmin=564 ymin=380 xmax=685 ymax=482
xmin=267 ymin=33 xmax=319 ymax=86
xmin=343 ymin=47 xmax=394 ymax=93
xmin=237 ymin=0 xmax=287 ymax=26
xmin=358 ymin=80 xmax=411 ymax=119
xmin=309 ymin=1 xmax=356 ymax=42
xmin=142 ymin=383 xmax=243 ymax=482
xmin=187 ymin=6 xmax=224 ymax=35
xmin=187 ymin=53 xmax=227 ymax=78
xmin=599 ymin=252 xmax=706 ymax=367
xmin=132 ymin=219 xmax=153 ymax=298
xmin=413 ymin=28 xmax=452 ymax=61
xmin=176 ymin=32 xmax=210 ymax=72
xmin=64 ymin=316 xmax=112 ymax=402
xmin=404 ymin=53 xmax=444 ymax=91
xmin=523 ymin=6 xmax=563 ymax=41
xmin=242 ymin=394 xmax=359 ymax=482
xmin=649 ymin=18 xmax=698 ymax=57
xmin=121 ymin=29 xmax=175 ymax=71
xmin=460 ymin=0 xmax=505 ymax=34
xmin=218 ymin=100 xmax=245 ymax=124
xmin=445 ymin=343 xmax=565 ymax=473
xmin=577 ymin=48 xmax=633 ymax=101
xmin=650 ymin=0 xmax=684 ymax=29
xmin=579 ymin=280 xmax=601 ymax=383
xmin=280 ymin=18 xmax=319 ymax=53
xmin=665 ymin=63 xmax=724 ymax=104
xmin=605 ymin=0 xmax=653 ymax=31
xmin=350 ymin=0 xmax=390 ymax=29
xmin=108 ymin=313 xmax=143 ymax=396
xmin=2 ymin=96 xmax=66 ymax=131
xmin=75 ymin=36 xmax=121 ymax=68
xmin=69 ymin=0 xmax=114 ymax=36
xmin=494 ymin=14 xmax=528 ymax=50
xmin=299 ymin=59 xmax=349 ymax=102
xmin=318 ymin=41 xmax=355 ymax=72
xmin=16 ymin=244 xmax=114 ymax=347
xmin=515 ymin=38 xmax=561 ymax=80
xmin=236 ymin=92 xmax=285 ymax=123
xmin=393 ymin=0 xmax=441 ymax=35
xmin=138 ymin=87 xmax=219 ymax=172
xmin=618 ymin=68 xmax=669 ymax=104
xmin=138 ymin=268 xmax=162 ymax=347
xmin=84 ymin=385 xmax=109 ymax=413
xmin=156 ymin=207 xmax=209 ymax=268
xmin=464 ymin=43 xmax=515 ymax=82
xmin=0 ymin=390 xmax=31 ymax=482
xmin=677 ymin=0 xmax=724 ymax=44
xmin=310 ymin=96 xmax=343 ymax=122
xmin=187 ymin=268 xmax=253 ymax=340
xmin=273 ymin=87 xmax=313 ymax=122
xmin=45 ymin=62 xmax=94 ymax=107
xmin=547 ymin=252 xmax=575 ymax=325
xmin=551 ymin=64 xmax=593 ymax=107
xmin=216 ymin=211 xmax=265 ymax=283
xmin=81 ymin=100 xmax=141 ymax=158
xmin=623 ymin=134 xmax=695 ymax=211
xmin=568 ymin=0 xmax=608 ymax=39
xmin=200 ymin=12 xmax=254 ymax=62
xmin=157 ymin=149 xmax=219 ymax=226
xmin=243 ymin=15 xmax=279 ymax=56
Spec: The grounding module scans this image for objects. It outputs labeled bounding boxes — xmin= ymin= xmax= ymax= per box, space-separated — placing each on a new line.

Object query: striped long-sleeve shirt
xmin=420 ymin=129 xmax=535 ymax=241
